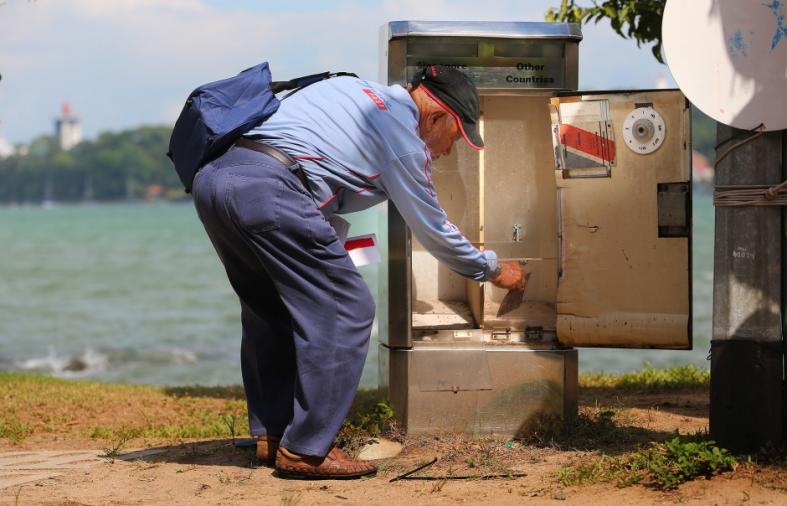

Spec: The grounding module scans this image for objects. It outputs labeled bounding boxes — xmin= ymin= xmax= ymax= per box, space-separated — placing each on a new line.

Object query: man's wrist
xmin=482 ymin=250 xmax=499 ymax=281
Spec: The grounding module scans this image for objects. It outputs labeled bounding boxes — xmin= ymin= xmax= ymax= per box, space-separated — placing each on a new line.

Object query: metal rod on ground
xmin=710 ymin=124 xmax=785 ymax=453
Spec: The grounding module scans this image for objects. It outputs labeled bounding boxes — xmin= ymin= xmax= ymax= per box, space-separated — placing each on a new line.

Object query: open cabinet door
xmin=550 ymin=90 xmax=691 ymax=349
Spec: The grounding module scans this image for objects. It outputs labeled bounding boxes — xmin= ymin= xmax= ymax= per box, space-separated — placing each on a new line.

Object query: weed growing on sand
xmin=280 ymin=494 xmax=302 ymax=506
xmin=222 ymin=413 xmax=239 ymax=443
xmin=102 ymin=426 xmax=138 ymax=461
xmin=336 ymin=389 xmax=395 ymax=453
xmin=557 ymin=436 xmax=736 ymax=490
xmin=430 ymin=479 xmax=447 ymax=493
xmin=216 ymin=471 xmax=231 ymax=485
xmin=0 ymin=417 xmax=32 ymax=443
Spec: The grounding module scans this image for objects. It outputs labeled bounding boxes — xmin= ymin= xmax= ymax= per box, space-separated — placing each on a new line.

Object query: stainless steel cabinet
xmin=378 ymin=21 xmax=691 ymax=435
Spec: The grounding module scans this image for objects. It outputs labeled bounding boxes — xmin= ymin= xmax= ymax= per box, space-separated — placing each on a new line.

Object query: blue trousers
xmin=191 ymin=146 xmax=375 ymax=457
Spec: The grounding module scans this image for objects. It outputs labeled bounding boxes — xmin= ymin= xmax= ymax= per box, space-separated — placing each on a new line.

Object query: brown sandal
xmin=275 ymin=446 xmax=377 ymax=479
xmin=255 ymin=435 xmax=281 ymax=465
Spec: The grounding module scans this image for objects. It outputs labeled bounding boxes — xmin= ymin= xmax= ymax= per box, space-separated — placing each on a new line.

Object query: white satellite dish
xmin=663 ymin=0 xmax=787 ymax=131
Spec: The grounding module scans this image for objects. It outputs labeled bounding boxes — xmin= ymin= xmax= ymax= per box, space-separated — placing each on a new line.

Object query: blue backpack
xmin=167 ymin=62 xmax=356 ymax=192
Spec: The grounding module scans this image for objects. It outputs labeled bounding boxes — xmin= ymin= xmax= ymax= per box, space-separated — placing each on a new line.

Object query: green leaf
xmin=544 ymin=0 xmax=666 ymax=63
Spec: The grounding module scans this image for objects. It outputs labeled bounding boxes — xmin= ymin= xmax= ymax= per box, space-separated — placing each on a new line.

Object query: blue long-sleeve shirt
xmin=245 ymin=76 xmax=498 ymax=281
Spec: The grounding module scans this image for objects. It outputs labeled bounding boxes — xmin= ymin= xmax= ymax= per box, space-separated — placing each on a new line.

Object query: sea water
xmin=0 ymin=195 xmax=714 ymax=387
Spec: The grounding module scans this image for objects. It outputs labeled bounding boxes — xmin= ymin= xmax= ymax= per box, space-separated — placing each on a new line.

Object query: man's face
xmin=421 ymin=112 xmax=462 ymax=159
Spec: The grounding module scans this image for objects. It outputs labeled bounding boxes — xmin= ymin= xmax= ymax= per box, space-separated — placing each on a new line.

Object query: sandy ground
xmin=1 ymin=390 xmax=785 ymax=505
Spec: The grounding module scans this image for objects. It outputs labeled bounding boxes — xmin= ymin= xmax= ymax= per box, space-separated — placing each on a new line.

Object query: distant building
xmin=55 ymin=101 xmax=82 ymax=150
xmin=0 ymin=135 xmax=13 ymax=159
xmin=145 ymin=184 xmax=164 ymax=200
xmin=655 ymin=72 xmax=669 ymax=89
xmin=692 ymin=150 xmax=714 ymax=184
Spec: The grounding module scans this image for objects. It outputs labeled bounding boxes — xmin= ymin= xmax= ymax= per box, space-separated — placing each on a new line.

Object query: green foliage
xmin=580 ymin=364 xmax=710 ymax=391
xmin=0 ymin=125 xmax=180 ymax=204
xmin=546 ymin=0 xmax=666 ymax=62
xmin=336 ymin=389 xmax=396 ymax=452
xmin=558 ymin=436 xmax=736 ymax=490
xmin=641 ymin=437 xmax=736 ymax=489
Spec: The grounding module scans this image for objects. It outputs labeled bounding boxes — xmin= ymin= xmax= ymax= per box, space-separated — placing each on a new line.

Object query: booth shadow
xmin=122 ymin=437 xmax=268 ymax=470
xmin=125 ymin=421 xmax=678 ymax=471
xmin=515 ymin=408 xmax=685 ymax=455
xmin=579 ymin=386 xmax=709 ymax=420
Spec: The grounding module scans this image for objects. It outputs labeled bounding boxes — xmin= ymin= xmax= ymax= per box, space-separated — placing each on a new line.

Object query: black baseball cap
xmin=410 ymin=65 xmax=484 ymax=150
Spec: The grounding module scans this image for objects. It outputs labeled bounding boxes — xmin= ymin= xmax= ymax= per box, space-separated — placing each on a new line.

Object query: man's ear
xmin=430 ymin=108 xmax=449 ymax=127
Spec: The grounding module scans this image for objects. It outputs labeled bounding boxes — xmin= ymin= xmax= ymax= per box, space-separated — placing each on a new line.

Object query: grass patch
xmin=0 ymin=366 xmax=706 ymax=449
xmin=0 ymin=417 xmax=32 ymax=443
xmin=0 ymin=373 xmax=392 ymax=449
xmin=580 ymin=364 xmax=710 ymax=392
xmin=0 ymin=372 xmax=247 ymax=444
xmin=557 ymin=436 xmax=736 ymax=490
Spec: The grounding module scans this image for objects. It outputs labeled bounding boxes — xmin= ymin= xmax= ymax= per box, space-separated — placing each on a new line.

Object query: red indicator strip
xmin=559 ymin=124 xmax=615 ymax=162
xmin=344 ymin=237 xmax=375 ymax=251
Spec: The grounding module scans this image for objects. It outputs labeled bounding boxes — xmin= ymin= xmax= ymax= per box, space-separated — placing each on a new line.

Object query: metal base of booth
xmin=378 ymin=343 xmax=578 ymax=436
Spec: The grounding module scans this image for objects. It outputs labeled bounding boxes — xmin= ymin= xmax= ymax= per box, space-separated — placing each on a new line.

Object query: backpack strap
xmin=270 ymin=71 xmax=358 ymax=96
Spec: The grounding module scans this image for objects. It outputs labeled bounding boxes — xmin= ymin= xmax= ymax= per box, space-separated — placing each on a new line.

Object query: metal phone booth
xmin=378 ymin=21 xmax=692 ymax=435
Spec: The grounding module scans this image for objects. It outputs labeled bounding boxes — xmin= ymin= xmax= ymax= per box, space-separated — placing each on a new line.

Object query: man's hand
xmin=491 ymin=260 xmax=527 ymax=291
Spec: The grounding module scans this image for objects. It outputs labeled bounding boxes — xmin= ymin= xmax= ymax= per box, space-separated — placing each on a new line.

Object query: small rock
xmin=64 ymin=357 xmax=88 ymax=372
xmin=356 ymin=437 xmax=403 ymax=461
xmin=553 ymin=489 xmax=566 ymax=501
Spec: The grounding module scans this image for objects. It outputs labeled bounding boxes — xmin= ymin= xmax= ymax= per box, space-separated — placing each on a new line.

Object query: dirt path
xmin=1 ymin=391 xmax=785 ymax=505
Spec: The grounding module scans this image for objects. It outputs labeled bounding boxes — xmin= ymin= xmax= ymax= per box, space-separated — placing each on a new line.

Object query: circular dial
xmin=622 ymin=107 xmax=665 ymax=154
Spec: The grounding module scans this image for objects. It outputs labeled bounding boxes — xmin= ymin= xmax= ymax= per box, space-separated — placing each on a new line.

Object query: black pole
xmin=710 ymin=125 xmax=785 ymax=453
xmin=783 ymin=130 xmax=787 ymax=443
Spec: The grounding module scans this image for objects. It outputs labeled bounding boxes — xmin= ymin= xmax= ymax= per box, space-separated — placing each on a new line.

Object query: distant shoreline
xmin=0 ymin=198 xmax=192 ymax=209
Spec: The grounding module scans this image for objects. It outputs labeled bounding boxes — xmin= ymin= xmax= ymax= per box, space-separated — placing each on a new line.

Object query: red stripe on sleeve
xmin=422 ymin=147 xmax=435 ymax=197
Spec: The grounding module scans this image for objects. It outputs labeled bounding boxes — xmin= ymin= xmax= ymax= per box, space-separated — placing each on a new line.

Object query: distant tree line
xmin=0 ymin=111 xmax=716 ymax=206
xmin=0 ymin=126 xmax=184 ymax=204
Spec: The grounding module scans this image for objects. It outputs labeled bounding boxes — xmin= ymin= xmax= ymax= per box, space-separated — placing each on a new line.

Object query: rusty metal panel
xmin=553 ymin=90 xmax=692 ymax=349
